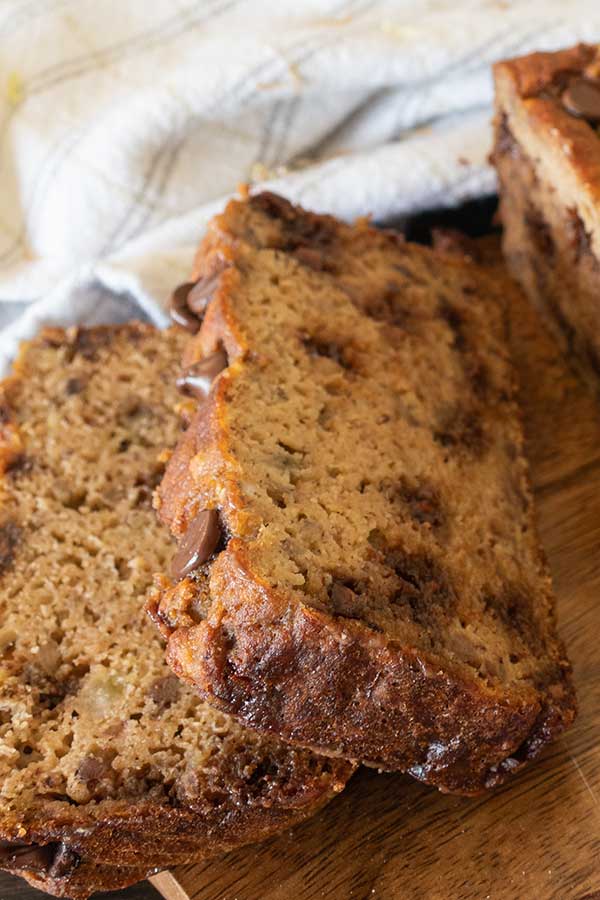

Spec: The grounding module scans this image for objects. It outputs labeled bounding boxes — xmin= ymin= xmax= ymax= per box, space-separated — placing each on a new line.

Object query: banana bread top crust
xmin=0 ymin=323 xmax=351 ymax=898
xmin=152 ymin=193 xmax=576 ymax=795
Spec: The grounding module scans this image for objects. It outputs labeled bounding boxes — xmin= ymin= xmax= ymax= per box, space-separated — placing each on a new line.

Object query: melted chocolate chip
xmin=583 ymin=338 xmax=600 ymax=379
xmin=434 ymin=408 xmax=486 ymax=456
xmin=398 ymin=480 xmax=444 ymax=529
xmin=361 ymin=284 xmax=418 ymax=332
xmin=0 ymin=520 xmax=21 ymax=575
xmin=494 ymin=114 xmax=521 ymax=160
xmin=483 ymin=583 xmax=542 ymax=653
xmin=525 ymin=208 xmax=555 ymax=260
xmin=0 ymin=840 xmax=79 ymax=877
xmin=566 ymin=207 xmax=593 ymax=262
xmin=50 ymin=845 xmax=80 ymax=879
xmin=176 ymin=349 xmax=228 ymax=399
xmin=330 ymin=581 xmax=360 ymax=616
xmin=251 ymin=191 xmax=296 ymax=221
xmin=65 ymin=376 xmax=86 ymax=396
xmin=66 ymin=328 xmax=112 ymax=362
xmin=0 ymin=841 xmax=54 ymax=872
xmin=187 ymin=273 xmax=221 ymax=316
xmin=171 ymin=509 xmax=221 ymax=581
xmin=463 ymin=355 xmax=491 ymax=402
xmin=562 ymin=76 xmax=600 ymax=123
xmin=148 ymin=674 xmax=180 ymax=709
xmin=6 ymin=453 xmax=33 ymax=478
xmin=76 ymin=755 xmax=110 ymax=783
xmin=438 ymin=299 xmax=467 ymax=352
xmin=251 ymin=193 xmax=337 ymax=252
xmin=169 ymin=282 xmax=201 ymax=333
xmin=386 ymin=550 xmax=457 ymax=623
xmin=295 ymin=245 xmax=332 ymax=272
xmin=327 ymin=579 xmax=383 ymax=630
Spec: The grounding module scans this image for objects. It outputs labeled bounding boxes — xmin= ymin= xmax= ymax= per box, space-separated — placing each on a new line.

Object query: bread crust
xmin=0 ymin=323 xmax=352 ymax=898
xmin=160 ymin=544 xmax=570 ymax=795
xmin=493 ymin=44 xmax=600 ymax=224
xmin=154 ymin=194 xmax=576 ymax=795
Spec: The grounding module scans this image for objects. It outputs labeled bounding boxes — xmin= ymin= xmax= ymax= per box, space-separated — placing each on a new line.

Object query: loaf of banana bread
xmin=150 ymin=192 xmax=576 ymax=795
xmin=0 ymin=323 xmax=351 ymax=898
xmin=493 ymin=42 xmax=600 ymax=391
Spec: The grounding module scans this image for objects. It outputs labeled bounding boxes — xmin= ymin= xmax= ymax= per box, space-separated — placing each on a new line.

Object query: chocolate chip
xmin=330 ymin=581 xmax=360 ymax=617
xmin=251 ymin=193 xmax=337 ymax=253
xmin=0 ymin=841 xmax=53 ymax=872
xmin=295 ymin=245 xmax=330 ymax=272
xmin=583 ymin=337 xmax=600 ymax=379
xmin=0 ymin=521 xmax=21 ymax=575
xmin=361 ymin=285 xmax=417 ymax=332
xmin=0 ymin=839 xmax=31 ymax=855
xmin=483 ymin=583 xmax=542 ymax=653
xmin=464 ymin=357 xmax=490 ymax=401
xmin=49 ymin=845 xmax=80 ymax=879
xmin=176 ymin=349 xmax=228 ymax=399
xmin=525 ymin=206 xmax=555 ymax=260
xmin=65 ymin=376 xmax=86 ymax=395
xmin=76 ymin=755 xmax=110 ymax=784
xmin=67 ymin=328 xmax=112 ymax=362
xmin=171 ymin=509 xmax=221 ymax=581
xmin=385 ymin=550 xmax=457 ymax=624
xmin=397 ymin=480 xmax=444 ymax=529
xmin=494 ymin=114 xmax=521 ymax=160
xmin=187 ymin=273 xmax=221 ymax=316
xmin=434 ymin=409 xmax=486 ymax=456
xmin=438 ymin=299 xmax=467 ymax=352
xmin=148 ymin=674 xmax=180 ymax=709
xmin=251 ymin=192 xmax=296 ymax=222
xmin=5 ymin=454 xmax=33 ymax=478
xmin=562 ymin=76 xmax=600 ymax=123
xmin=169 ymin=282 xmax=201 ymax=333
xmin=566 ymin=207 xmax=593 ymax=262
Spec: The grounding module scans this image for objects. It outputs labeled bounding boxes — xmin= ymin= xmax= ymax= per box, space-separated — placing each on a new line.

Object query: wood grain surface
xmin=1 ymin=247 xmax=598 ymax=900
xmin=154 ymin=273 xmax=600 ymax=900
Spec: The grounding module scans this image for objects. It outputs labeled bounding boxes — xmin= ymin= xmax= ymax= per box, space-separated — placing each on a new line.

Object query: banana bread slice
xmin=0 ymin=323 xmax=352 ymax=899
xmin=493 ymin=43 xmax=600 ymax=392
xmin=151 ymin=193 xmax=576 ymax=796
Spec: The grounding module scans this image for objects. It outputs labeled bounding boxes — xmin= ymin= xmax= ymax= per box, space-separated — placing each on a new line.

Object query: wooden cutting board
xmin=152 ymin=281 xmax=600 ymax=900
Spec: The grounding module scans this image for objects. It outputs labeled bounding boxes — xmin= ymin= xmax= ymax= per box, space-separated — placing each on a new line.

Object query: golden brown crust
xmin=493 ymin=43 xmax=598 ymax=98
xmin=154 ymin=193 xmax=576 ymax=795
xmin=0 ymin=323 xmax=352 ymax=898
xmin=493 ymin=44 xmax=600 ymax=223
xmin=161 ymin=546 xmax=569 ymax=795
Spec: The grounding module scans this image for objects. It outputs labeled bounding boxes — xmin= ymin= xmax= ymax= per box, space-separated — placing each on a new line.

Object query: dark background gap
xmin=385 ymin=194 xmax=499 ymax=244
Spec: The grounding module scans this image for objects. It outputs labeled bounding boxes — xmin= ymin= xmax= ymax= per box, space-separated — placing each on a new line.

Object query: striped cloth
xmin=0 ymin=0 xmax=599 ymax=371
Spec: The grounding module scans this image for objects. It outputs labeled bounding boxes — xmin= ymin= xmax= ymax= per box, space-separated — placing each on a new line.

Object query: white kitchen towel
xmin=0 ymin=0 xmax=599 ymax=372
